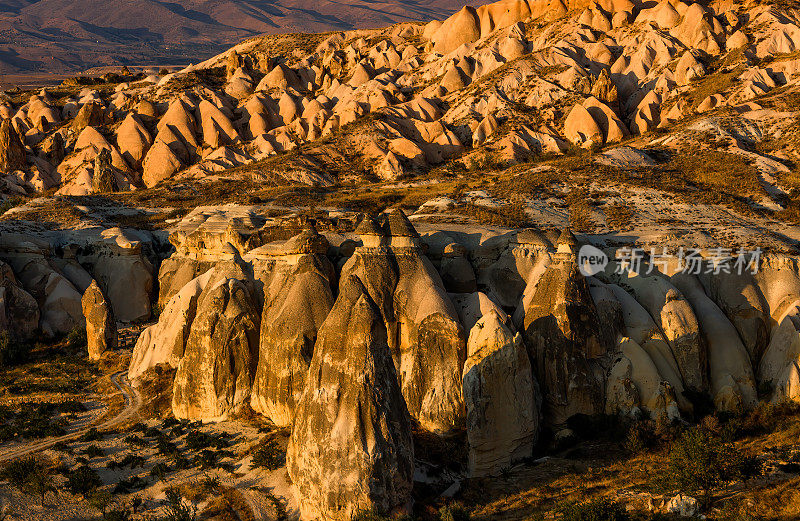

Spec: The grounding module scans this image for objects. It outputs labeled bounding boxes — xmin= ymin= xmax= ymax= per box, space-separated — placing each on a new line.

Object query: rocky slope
xmin=0 ymin=0 xmax=491 ymax=74
xmin=4 ymin=0 xmax=800 ymax=518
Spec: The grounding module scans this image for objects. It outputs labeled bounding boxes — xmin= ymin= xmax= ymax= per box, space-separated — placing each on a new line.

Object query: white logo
xmin=578 ymin=245 xmax=608 ymax=276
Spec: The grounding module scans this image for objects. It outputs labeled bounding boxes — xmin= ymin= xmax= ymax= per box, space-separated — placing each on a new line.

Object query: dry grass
xmin=565 ymin=188 xmax=594 ymax=233
xmin=461 ymin=408 xmax=800 ymax=521
xmin=198 ymin=485 xmax=256 ymax=521
xmin=604 ymin=202 xmax=635 ymax=230
xmin=678 ymin=65 xmax=746 ymax=111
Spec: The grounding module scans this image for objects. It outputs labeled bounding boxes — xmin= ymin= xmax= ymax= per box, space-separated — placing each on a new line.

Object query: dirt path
xmin=0 ymin=371 xmax=142 ymax=463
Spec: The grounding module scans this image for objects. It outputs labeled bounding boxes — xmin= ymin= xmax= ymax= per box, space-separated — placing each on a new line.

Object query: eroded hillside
xmin=3 ymin=0 xmax=800 ymax=520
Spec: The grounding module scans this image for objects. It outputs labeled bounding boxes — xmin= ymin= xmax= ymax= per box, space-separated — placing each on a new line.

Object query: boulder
xmin=675 ymin=51 xmax=706 ymax=86
xmin=602 ymin=282 xmax=686 ymax=402
xmin=116 ymin=113 xmax=152 ymax=169
xmin=197 ymin=100 xmax=239 ymax=148
xmin=607 ymin=264 xmax=707 ymax=392
xmin=72 ymin=101 xmax=105 ymax=132
xmin=584 ymin=97 xmax=628 ymax=144
xmin=564 ymin=103 xmax=603 ymax=148
xmin=606 ymin=337 xmax=681 ymax=421
xmin=142 ymin=140 xmax=183 ymax=188
xmin=591 ymin=69 xmax=618 ymax=105
xmin=92 ymin=148 xmax=116 ymax=193
xmin=287 ymin=275 xmax=414 ymax=521
xmin=156 ymin=98 xmax=198 ymax=150
xmin=258 ymin=64 xmax=300 ymax=91
xmin=463 ymin=309 xmax=539 ymax=477
xmin=349 ymin=63 xmax=374 ymax=87
xmin=81 ymin=281 xmax=117 ymax=361
xmin=672 ymin=273 xmax=757 ymax=411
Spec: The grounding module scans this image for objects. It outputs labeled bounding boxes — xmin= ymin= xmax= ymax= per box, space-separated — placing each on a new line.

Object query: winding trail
xmin=0 ymin=370 xmax=141 ymax=463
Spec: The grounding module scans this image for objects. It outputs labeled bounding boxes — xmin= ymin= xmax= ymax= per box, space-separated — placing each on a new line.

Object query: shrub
xmin=103 ymin=508 xmax=131 ymax=521
xmin=113 ymin=476 xmax=148 ymax=494
xmin=66 ymin=326 xmax=87 ymax=349
xmin=2 ymin=456 xmax=56 ymax=505
xmin=119 ymin=454 xmax=146 ymax=469
xmin=158 ymin=437 xmax=179 ymax=455
xmin=250 ymin=438 xmax=286 ymax=470
xmin=186 ymin=430 xmax=228 ymax=451
xmin=162 ymin=488 xmax=197 ymax=521
xmin=124 ymin=434 xmax=149 ymax=447
xmin=150 ymin=462 xmax=172 ymax=481
xmin=558 ymin=498 xmax=630 ymax=521
xmin=666 ymin=428 xmax=748 ymax=509
xmin=52 ymin=441 xmax=72 ymax=453
xmin=439 ymin=503 xmax=470 ymax=521
xmin=144 ymin=426 xmax=163 ymax=438
xmin=194 ymin=449 xmax=218 ymax=469
xmin=84 ymin=445 xmax=105 ymax=458
xmin=162 ymin=417 xmax=181 ymax=429
xmin=624 ymin=422 xmax=658 ymax=454
xmin=201 ymin=474 xmax=220 ymax=493
xmin=89 ymin=490 xmax=114 ymax=515
xmin=173 ymin=455 xmax=191 ymax=470
xmin=65 ymin=465 xmax=102 ymax=498
xmin=2 ymin=456 xmax=43 ymax=487
xmin=0 ymin=332 xmax=29 ymax=367
xmin=80 ymin=427 xmax=104 ymax=442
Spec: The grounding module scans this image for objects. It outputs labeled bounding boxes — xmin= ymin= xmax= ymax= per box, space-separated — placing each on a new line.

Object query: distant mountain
xmin=0 ymin=0 xmax=490 ymax=73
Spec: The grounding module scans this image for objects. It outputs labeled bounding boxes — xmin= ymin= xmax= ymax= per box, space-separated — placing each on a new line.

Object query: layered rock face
xmin=287 ymin=275 xmax=414 ymax=521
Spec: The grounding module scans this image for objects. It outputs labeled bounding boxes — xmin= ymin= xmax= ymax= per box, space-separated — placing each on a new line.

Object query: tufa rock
xmin=81 ymin=280 xmax=117 ymax=361
xmin=172 ymin=277 xmax=260 ymax=421
xmin=0 ymin=119 xmax=26 ymax=173
xmin=287 ymin=275 xmax=414 ymax=521
xmin=520 ymin=259 xmax=607 ymax=426
xmin=92 ymin=148 xmax=116 ymax=193
xmin=463 ymin=309 xmax=540 ymax=477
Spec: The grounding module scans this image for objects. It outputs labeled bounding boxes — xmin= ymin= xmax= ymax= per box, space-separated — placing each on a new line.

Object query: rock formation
xmin=171 ymin=276 xmax=260 ymax=421
xmin=463 ymin=309 xmax=539 ymax=477
xmin=519 ymin=248 xmax=607 ymax=427
xmin=0 ymin=260 xmax=39 ymax=339
xmin=0 ymin=119 xmax=26 ymax=173
xmin=287 ymin=275 xmax=414 ymax=521
xmin=250 ymin=228 xmax=336 ymax=427
xmin=81 ymin=280 xmax=117 ymax=361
